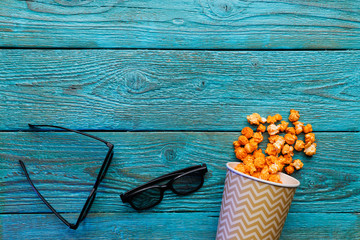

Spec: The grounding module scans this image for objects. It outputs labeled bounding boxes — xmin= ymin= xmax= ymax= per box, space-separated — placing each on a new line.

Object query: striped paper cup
xmin=216 ymin=162 xmax=300 ymax=240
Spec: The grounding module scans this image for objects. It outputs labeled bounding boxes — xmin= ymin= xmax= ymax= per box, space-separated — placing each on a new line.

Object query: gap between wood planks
xmin=0 ymin=130 xmax=358 ymax=133
xmin=0 ymin=47 xmax=355 ymax=51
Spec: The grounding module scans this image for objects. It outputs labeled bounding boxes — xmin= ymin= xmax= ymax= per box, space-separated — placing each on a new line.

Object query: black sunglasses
xmin=120 ymin=164 xmax=207 ymax=210
xmin=19 ymin=124 xmax=114 ymax=230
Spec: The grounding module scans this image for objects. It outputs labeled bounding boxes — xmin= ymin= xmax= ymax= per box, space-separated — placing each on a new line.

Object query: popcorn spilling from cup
xmin=233 ymin=110 xmax=317 ymax=183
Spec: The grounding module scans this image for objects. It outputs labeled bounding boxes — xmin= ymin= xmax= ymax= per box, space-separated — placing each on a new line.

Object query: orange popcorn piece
xmin=292 ymin=159 xmax=304 ymax=170
xmin=284 ymin=133 xmax=297 ymax=145
xmin=304 ymin=142 xmax=317 ymax=156
xmin=285 ymin=165 xmax=295 ymax=175
xmin=253 ymin=149 xmax=265 ymax=159
xmin=267 ymin=114 xmax=282 ymax=124
xmin=265 ymin=143 xmax=278 ymax=156
xmin=273 ymin=136 xmax=285 ymax=152
xmin=282 ymin=154 xmax=293 ymax=165
xmin=268 ymin=135 xmax=279 ymax=144
xmin=242 ymin=155 xmax=254 ymax=165
xmin=303 ymin=124 xmax=313 ymax=133
xmin=289 ymin=109 xmax=300 ymax=122
xmin=238 ymin=135 xmax=249 ymax=146
xmin=254 ymin=156 xmax=266 ymax=169
xmin=269 ymin=162 xmax=283 ymax=174
xmin=286 ymin=127 xmax=296 ymax=135
xmin=235 ymin=147 xmax=248 ymax=160
xmin=260 ymin=166 xmax=270 ymax=181
xmin=266 ymin=155 xmax=277 ymax=166
xmin=268 ymin=174 xmax=282 ymax=183
xmin=251 ymin=171 xmax=261 ymax=178
xmin=305 ymin=133 xmax=316 ymax=143
xmin=294 ymin=140 xmax=305 ymax=151
xmin=247 ymin=113 xmax=266 ymax=125
xmin=267 ymin=124 xmax=280 ymax=136
xmin=252 ymin=132 xmax=264 ymax=143
xmin=235 ymin=163 xmax=247 ymax=174
xmin=233 ymin=141 xmax=241 ymax=149
xmin=278 ymin=121 xmax=289 ymax=132
xmin=241 ymin=127 xmax=254 ymax=139
xmin=245 ymin=162 xmax=257 ymax=175
xmin=294 ymin=121 xmax=304 ymax=135
xmin=257 ymin=124 xmax=266 ymax=133
xmin=282 ymin=144 xmax=294 ymax=156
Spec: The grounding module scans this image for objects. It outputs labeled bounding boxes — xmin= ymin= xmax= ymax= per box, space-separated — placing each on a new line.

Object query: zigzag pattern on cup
xmin=216 ymin=170 xmax=296 ymax=240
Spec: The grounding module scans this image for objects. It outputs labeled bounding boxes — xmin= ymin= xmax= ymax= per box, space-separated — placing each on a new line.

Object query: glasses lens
xmin=172 ymin=172 xmax=203 ymax=195
xmin=130 ymin=187 xmax=162 ymax=210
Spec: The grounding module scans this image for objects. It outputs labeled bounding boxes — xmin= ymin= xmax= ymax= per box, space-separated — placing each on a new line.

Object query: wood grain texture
xmin=1 ymin=49 xmax=359 ymax=131
xmin=0 ymin=213 xmax=359 ymax=240
xmin=0 ymin=0 xmax=359 ymax=49
xmin=1 ymin=132 xmax=359 ymax=214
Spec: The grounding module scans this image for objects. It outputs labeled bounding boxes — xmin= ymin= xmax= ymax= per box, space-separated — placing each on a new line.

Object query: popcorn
xmin=294 ymin=121 xmax=304 ymax=135
xmin=235 ymin=163 xmax=246 ymax=173
xmin=289 ymin=109 xmax=300 ymax=122
xmin=254 ymin=156 xmax=266 ymax=169
xmin=266 ymin=155 xmax=277 ymax=166
xmin=252 ymin=132 xmax=264 ymax=143
xmin=234 ymin=110 xmax=316 ymax=183
xmin=284 ymin=133 xmax=297 ymax=145
xmin=247 ymin=113 xmax=266 ymax=125
xmin=304 ymin=143 xmax=317 ymax=156
xmin=268 ymin=174 xmax=281 ymax=183
xmin=241 ymin=127 xmax=254 ymax=139
xmin=285 ymin=165 xmax=295 ymax=175
xmin=235 ymin=148 xmax=247 ymax=160
xmin=282 ymin=144 xmax=294 ymax=156
xmin=305 ymin=133 xmax=316 ymax=143
xmin=303 ymin=124 xmax=313 ymax=133
xmin=238 ymin=135 xmax=249 ymax=145
xmin=294 ymin=140 xmax=305 ymax=151
xmin=267 ymin=124 xmax=280 ymax=136
xmin=233 ymin=141 xmax=241 ymax=149
xmin=260 ymin=166 xmax=270 ymax=180
xmin=265 ymin=143 xmax=278 ymax=156
xmin=267 ymin=114 xmax=282 ymax=124
xmin=278 ymin=121 xmax=289 ymax=132
xmin=292 ymin=159 xmax=304 ymax=170
xmin=285 ymin=127 xmax=296 ymax=135
xmin=257 ymin=124 xmax=266 ymax=133
xmin=244 ymin=143 xmax=256 ymax=153
xmin=245 ymin=162 xmax=257 ymax=175
xmin=273 ymin=136 xmax=285 ymax=152
xmin=242 ymin=155 xmax=254 ymax=165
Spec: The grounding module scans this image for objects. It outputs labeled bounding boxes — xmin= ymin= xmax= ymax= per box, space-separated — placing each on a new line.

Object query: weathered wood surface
xmin=1 ymin=132 xmax=359 ymax=215
xmin=0 ymin=0 xmax=359 ymax=49
xmin=1 ymin=50 xmax=359 ymax=131
xmin=0 ymin=213 xmax=359 ymax=240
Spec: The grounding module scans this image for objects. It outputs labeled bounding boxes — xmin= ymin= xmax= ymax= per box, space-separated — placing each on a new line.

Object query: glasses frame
xmin=120 ymin=164 xmax=207 ymax=210
xmin=19 ymin=124 xmax=114 ymax=230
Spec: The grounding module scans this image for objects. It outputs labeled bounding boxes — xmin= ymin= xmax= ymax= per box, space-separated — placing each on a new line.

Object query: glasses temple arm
xmin=19 ymin=160 xmax=74 ymax=229
xmin=28 ymin=124 xmax=112 ymax=148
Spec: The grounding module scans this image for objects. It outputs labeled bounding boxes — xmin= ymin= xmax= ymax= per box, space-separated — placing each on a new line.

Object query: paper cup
xmin=216 ymin=162 xmax=300 ymax=240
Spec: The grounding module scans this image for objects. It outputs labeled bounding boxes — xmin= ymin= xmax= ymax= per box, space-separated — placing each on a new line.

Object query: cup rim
xmin=227 ymin=162 xmax=300 ymax=188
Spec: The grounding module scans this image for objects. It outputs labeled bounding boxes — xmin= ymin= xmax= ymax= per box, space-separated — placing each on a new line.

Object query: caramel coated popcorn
xmin=234 ymin=110 xmax=317 ymax=184
xmin=247 ymin=113 xmax=267 ymax=125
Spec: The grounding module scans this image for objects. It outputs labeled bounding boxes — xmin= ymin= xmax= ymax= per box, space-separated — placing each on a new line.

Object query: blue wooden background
xmin=0 ymin=0 xmax=359 ymax=239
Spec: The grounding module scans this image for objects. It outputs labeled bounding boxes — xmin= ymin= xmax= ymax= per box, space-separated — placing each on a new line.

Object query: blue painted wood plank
xmin=0 ymin=213 xmax=358 ymax=240
xmin=0 ymin=50 xmax=359 ymax=131
xmin=1 ymin=132 xmax=359 ymax=214
xmin=0 ymin=0 xmax=359 ymax=49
